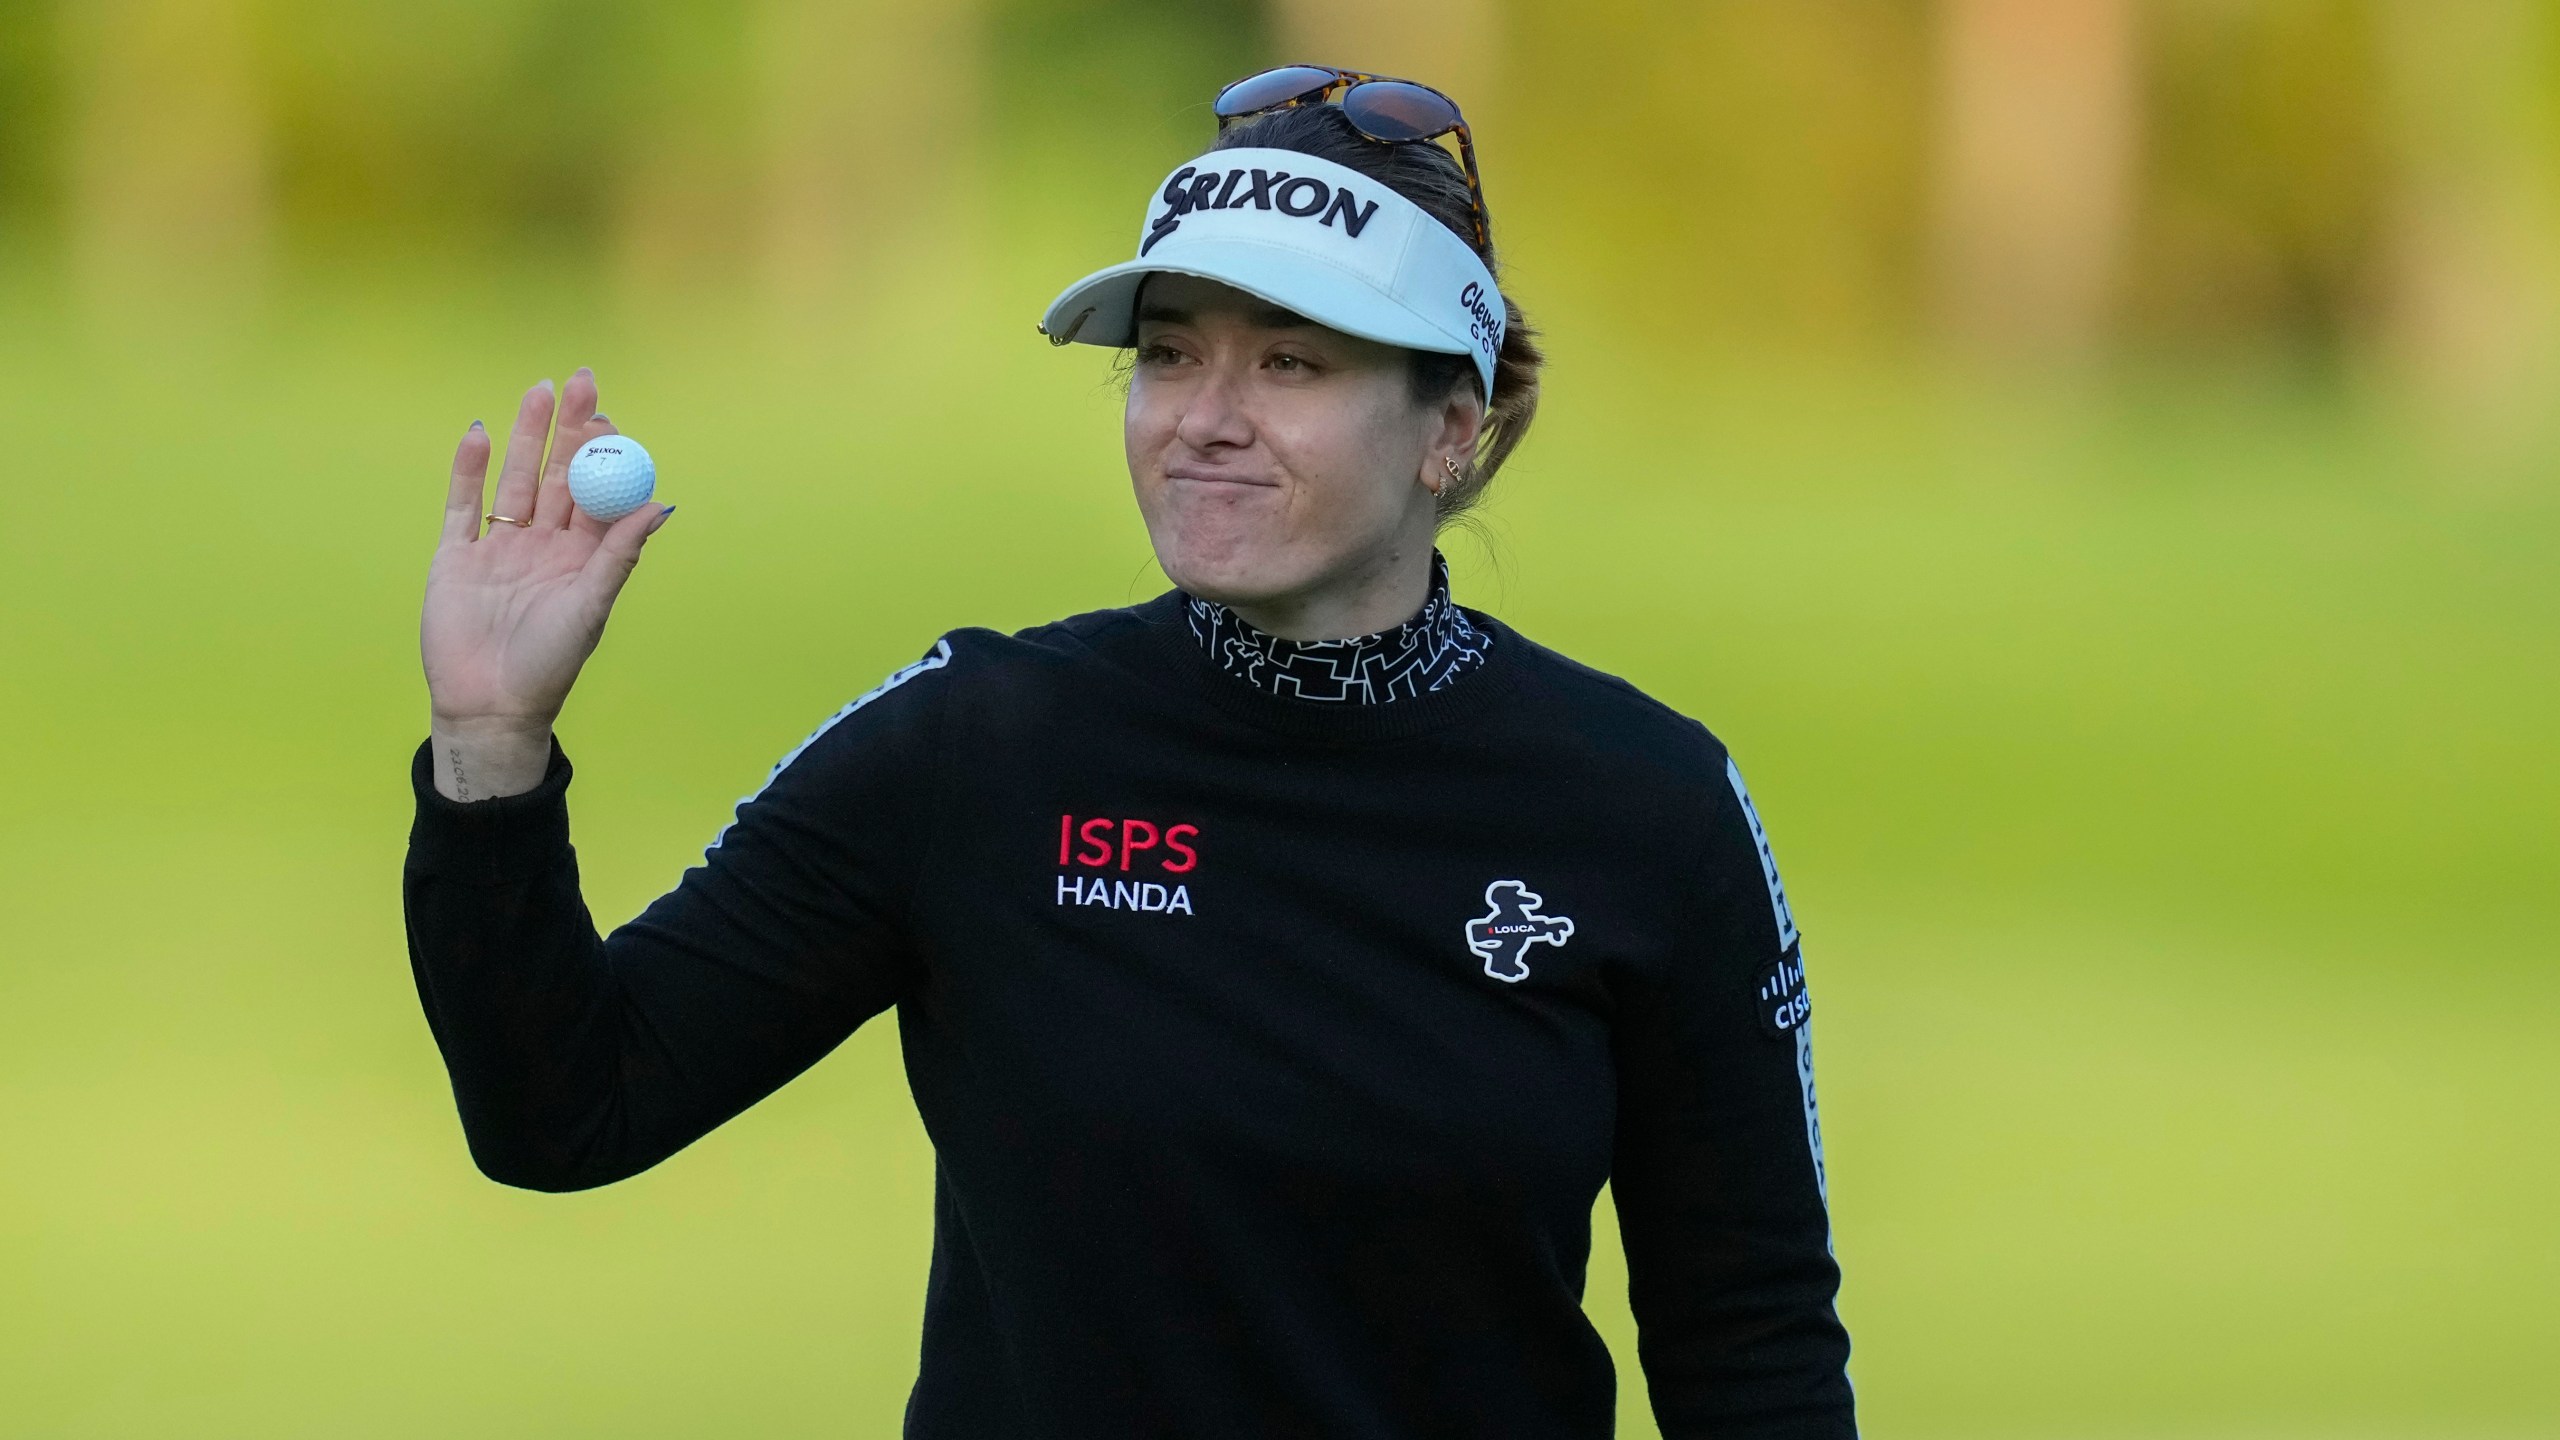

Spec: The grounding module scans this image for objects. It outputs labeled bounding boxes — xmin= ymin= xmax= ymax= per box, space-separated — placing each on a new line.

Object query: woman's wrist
xmin=428 ymin=716 xmax=555 ymax=802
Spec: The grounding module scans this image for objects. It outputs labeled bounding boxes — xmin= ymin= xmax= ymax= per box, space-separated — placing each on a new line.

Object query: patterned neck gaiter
xmin=1182 ymin=548 xmax=1493 ymax=703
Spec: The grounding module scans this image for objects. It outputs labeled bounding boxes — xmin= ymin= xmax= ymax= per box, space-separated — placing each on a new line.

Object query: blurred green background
xmin=2 ymin=1 xmax=2555 ymax=1435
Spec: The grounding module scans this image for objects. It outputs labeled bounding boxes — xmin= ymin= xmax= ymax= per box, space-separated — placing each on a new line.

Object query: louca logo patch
xmin=1143 ymin=165 xmax=1382 ymax=256
xmin=1757 ymin=948 xmax=1810 ymax=1039
xmin=1465 ymin=880 xmax=1574 ymax=983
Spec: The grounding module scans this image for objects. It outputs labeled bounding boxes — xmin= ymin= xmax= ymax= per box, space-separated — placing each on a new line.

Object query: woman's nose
xmin=1174 ymin=358 xmax=1254 ymax=451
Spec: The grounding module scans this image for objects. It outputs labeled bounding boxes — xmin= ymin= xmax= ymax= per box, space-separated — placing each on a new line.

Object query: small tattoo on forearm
xmin=447 ymin=745 xmax=470 ymax=801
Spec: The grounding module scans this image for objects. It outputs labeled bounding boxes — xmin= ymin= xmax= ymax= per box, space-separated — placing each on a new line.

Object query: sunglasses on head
xmin=1211 ymin=63 xmax=1491 ymax=254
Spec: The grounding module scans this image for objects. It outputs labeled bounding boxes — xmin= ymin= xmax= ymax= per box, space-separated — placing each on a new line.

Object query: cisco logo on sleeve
xmin=1756 ymin=950 xmax=1811 ymax=1038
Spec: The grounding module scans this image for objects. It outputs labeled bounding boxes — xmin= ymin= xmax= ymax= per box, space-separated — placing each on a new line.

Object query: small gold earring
xmin=1442 ymin=455 xmax=1464 ymax=492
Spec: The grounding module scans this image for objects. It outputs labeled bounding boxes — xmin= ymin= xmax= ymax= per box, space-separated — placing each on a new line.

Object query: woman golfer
xmin=410 ymin=65 xmax=1854 ymax=1437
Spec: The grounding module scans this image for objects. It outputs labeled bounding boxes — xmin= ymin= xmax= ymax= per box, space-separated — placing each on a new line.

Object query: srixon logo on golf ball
xmin=567 ymin=434 xmax=656 ymax=522
xmin=1054 ymin=814 xmax=1198 ymax=915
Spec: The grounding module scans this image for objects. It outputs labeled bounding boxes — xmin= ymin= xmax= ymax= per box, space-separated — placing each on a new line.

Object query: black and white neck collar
xmin=1181 ymin=549 xmax=1493 ymax=703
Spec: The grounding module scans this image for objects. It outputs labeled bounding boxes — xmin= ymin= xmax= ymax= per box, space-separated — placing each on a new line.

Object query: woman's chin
xmin=1154 ymin=530 xmax=1302 ymax=607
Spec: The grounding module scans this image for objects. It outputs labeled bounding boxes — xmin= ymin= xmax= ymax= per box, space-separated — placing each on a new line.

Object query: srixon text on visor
xmin=1143 ymin=165 xmax=1380 ymax=256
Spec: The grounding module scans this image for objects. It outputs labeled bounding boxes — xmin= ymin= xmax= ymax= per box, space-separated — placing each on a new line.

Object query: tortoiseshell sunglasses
xmin=1211 ymin=63 xmax=1491 ymax=253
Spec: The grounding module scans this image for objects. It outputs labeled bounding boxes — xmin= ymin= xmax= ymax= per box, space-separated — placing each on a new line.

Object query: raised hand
xmin=421 ymin=368 xmax=673 ymax=800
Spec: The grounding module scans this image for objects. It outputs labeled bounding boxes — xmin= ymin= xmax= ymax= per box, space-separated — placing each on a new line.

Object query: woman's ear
xmin=1428 ymin=383 xmax=1486 ymax=480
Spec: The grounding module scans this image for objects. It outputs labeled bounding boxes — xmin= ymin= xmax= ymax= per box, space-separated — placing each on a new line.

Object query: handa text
xmin=1056 ymin=875 xmax=1194 ymax=914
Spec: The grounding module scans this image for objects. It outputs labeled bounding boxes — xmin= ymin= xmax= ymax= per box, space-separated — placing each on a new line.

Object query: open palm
xmin=422 ymin=369 xmax=671 ymax=733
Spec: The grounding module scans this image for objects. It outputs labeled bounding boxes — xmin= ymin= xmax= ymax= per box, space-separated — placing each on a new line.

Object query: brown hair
xmin=1165 ymin=103 xmax=1546 ymax=525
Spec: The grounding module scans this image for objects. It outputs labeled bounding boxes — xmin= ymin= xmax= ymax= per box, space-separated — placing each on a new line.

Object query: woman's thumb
xmin=581 ymin=502 xmax=674 ymax=599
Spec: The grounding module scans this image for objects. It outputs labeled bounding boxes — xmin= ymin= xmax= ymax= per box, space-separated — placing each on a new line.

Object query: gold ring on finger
xmin=484 ymin=513 xmax=532 ymax=528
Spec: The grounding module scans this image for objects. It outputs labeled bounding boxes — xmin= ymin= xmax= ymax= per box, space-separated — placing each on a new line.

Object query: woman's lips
xmin=1165 ymin=468 xmax=1279 ymax=488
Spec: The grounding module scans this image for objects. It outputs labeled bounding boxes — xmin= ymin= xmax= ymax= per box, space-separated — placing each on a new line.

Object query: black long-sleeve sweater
xmin=402 ymin=584 xmax=1855 ymax=1438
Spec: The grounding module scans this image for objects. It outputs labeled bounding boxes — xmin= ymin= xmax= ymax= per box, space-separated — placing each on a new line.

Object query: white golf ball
xmin=567 ymin=435 xmax=656 ymax=522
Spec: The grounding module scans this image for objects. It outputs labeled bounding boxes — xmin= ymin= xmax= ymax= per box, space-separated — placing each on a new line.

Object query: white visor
xmin=1037 ymin=146 xmax=1504 ymax=399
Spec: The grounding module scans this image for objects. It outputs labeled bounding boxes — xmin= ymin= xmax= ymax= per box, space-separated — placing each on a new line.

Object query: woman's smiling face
xmin=1125 ymin=271 xmax=1469 ymax=623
